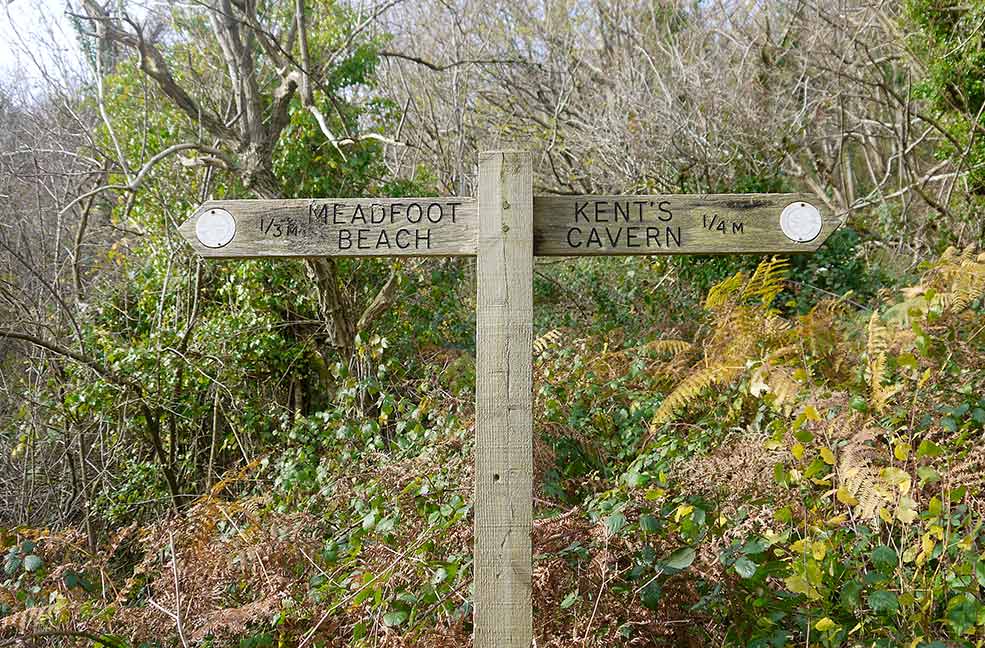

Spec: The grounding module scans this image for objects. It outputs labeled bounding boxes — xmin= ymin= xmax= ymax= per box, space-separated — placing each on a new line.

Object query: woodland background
xmin=1 ymin=0 xmax=984 ymax=646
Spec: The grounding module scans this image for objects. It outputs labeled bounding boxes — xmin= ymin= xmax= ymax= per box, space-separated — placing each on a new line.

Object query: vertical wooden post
xmin=474 ymin=150 xmax=533 ymax=648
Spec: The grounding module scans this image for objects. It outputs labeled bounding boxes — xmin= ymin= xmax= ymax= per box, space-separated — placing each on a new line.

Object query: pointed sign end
xmin=771 ymin=195 xmax=838 ymax=252
xmin=179 ymin=202 xmax=238 ymax=257
xmin=779 ymin=201 xmax=823 ymax=244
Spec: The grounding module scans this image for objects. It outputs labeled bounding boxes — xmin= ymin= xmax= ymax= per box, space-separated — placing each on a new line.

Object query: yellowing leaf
xmin=893 ymin=443 xmax=910 ymax=462
xmin=921 ymin=534 xmax=936 ymax=556
xmin=673 ymin=504 xmax=693 ymax=523
xmin=803 ymin=405 xmax=821 ymax=421
xmin=811 ymin=542 xmax=827 ymax=561
xmin=815 ymin=617 xmax=838 ymax=632
xmin=881 ymin=467 xmax=912 ymax=494
xmin=836 ymin=486 xmax=859 ymax=506
xmin=879 ymin=507 xmax=893 ymax=523
xmin=901 ymin=545 xmax=918 ymax=563
xmin=918 ymin=368 xmax=932 ymax=388
xmin=820 ymin=447 xmax=836 ymax=465
xmin=784 ymin=574 xmax=821 ymax=600
xmin=896 ymin=497 xmax=919 ymax=524
xmin=644 ymin=488 xmax=666 ymax=501
xmin=791 ymin=443 xmax=805 ymax=461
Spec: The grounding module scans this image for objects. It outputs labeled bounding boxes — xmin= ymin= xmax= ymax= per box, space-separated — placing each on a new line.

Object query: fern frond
xmin=838 ymin=437 xmax=885 ymax=520
xmin=641 ymin=339 xmax=693 ymax=356
xmin=769 ymin=367 xmax=802 ymax=411
xmin=705 ymin=271 xmax=746 ymax=310
xmin=534 ymin=329 xmax=564 ymax=356
xmin=651 ymin=363 xmax=741 ymax=428
xmin=765 ymin=344 xmax=799 ymax=362
xmin=809 ymin=298 xmax=851 ymax=320
xmin=750 ymin=364 xmax=802 ymax=413
xmin=866 ymin=312 xmax=893 ymax=413
xmin=946 ymin=259 xmax=985 ymax=314
xmin=743 ymin=256 xmax=790 ymax=307
xmin=960 ymin=243 xmax=978 ymax=262
xmin=761 ymin=314 xmax=793 ymax=338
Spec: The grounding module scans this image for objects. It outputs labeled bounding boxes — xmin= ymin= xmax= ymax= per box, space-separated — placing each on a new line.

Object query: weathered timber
xmin=180 ymin=193 xmax=833 ymax=258
xmin=532 ymin=193 xmax=834 ymax=255
xmin=474 ymin=151 xmax=534 ymax=648
xmin=177 ymin=155 xmax=840 ymax=648
xmin=178 ymin=198 xmax=476 ymax=258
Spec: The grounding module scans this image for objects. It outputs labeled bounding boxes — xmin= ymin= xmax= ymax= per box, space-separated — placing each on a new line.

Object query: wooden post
xmin=474 ymin=150 xmax=533 ymax=648
xmin=177 ymin=154 xmax=836 ymax=648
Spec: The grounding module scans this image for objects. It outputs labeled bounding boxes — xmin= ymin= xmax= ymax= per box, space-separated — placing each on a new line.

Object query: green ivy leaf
xmin=741 ymin=537 xmax=769 ymax=555
xmin=972 ymin=408 xmax=985 ymax=425
xmin=734 ymin=557 xmax=758 ymax=579
xmin=867 ymin=589 xmax=899 ymax=614
xmin=64 ymin=571 xmax=80 ymax=589
xmin=560 ymin=591 xmax=578 ymax=609
xmin=23 ymin=554 xmax=42 ymax=573
xmin=917 ymin=466 xmax=941 ymax=484
xmin=794 ymin=427 xmax=814 ymax=444
xmin=639 ymin=514 xmax=659 ymax=533
xmin=382 ymin=610 xmax=408 ymax=627
xmin=870 ymin=545 xmax=898 ymax=573
xmin=945 ymin=593 xmax=980 ymax=635
xmin=849 ymin=395 xmax=869 ymax=413
xmin=916 ymin=439 xmax=943 ymax=458
xmin=92 ymin=635 xmax=128 ymax=648
xmin=839 ymin=580 xmax=862 ymax=611
xmin=661 ymin=547 xmax=696 ymax=571
xmin=605 ymin=512 xmax=626 ymax=536
xmin=640 ymin=582 xmax=661 ymax=610
xmin=3 ymin=555 xmax=21 ymax=576
xmin=623 ymin=471 xmax=647 ymax=488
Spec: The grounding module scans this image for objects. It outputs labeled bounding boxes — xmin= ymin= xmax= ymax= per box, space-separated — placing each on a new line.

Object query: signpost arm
xmin=176 ymin=149 xmax=835 ymax=648
xmin=474 ymin=150 xmax=534 ymax=648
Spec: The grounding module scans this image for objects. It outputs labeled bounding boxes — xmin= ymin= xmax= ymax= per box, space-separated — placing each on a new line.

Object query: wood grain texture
xmin=177 ymin=198 xmax=476 ymax=258
xmin=532 ymin=193 xmax=836 ymax=255
xmin=179 ymin=194 xmax=837 ymax=259
xmin=474 ymin=151 xmax=533 ymax=648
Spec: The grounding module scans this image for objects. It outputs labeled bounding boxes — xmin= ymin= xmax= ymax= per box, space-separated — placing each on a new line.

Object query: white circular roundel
xmin=195 ymin=208 xmax=236 ymax=248
xmin=779 ymin=202 xmax=822 ymax=243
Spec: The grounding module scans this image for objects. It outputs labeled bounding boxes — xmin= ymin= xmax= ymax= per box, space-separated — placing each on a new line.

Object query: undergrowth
xmin=2 ymin=247 xmax=984 ymax=646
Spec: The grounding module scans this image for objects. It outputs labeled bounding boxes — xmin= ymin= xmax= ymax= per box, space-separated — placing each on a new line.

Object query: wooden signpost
xmin=178 ymin=150 xmax=836 ymax=647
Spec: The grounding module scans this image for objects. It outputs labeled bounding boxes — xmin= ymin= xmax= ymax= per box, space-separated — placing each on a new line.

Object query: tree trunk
xmin=246 ymin=160 xmax=362 ymax=372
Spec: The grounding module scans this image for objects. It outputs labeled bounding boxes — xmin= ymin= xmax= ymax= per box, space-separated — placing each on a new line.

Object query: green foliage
xmin=5 ymin=236 xmax=983 ymax=645
xmin=905 ymin=0 xmax=985 ymax=231
xmin=533 ymin=256 xmax=706 ymax=341
xmin=668 ymin=227 xmax=896 ymax=313
xmin=2 ymin=539 xmax=45 ymax=613
xmin=5 ymin=4 xmax=985 ymax=644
